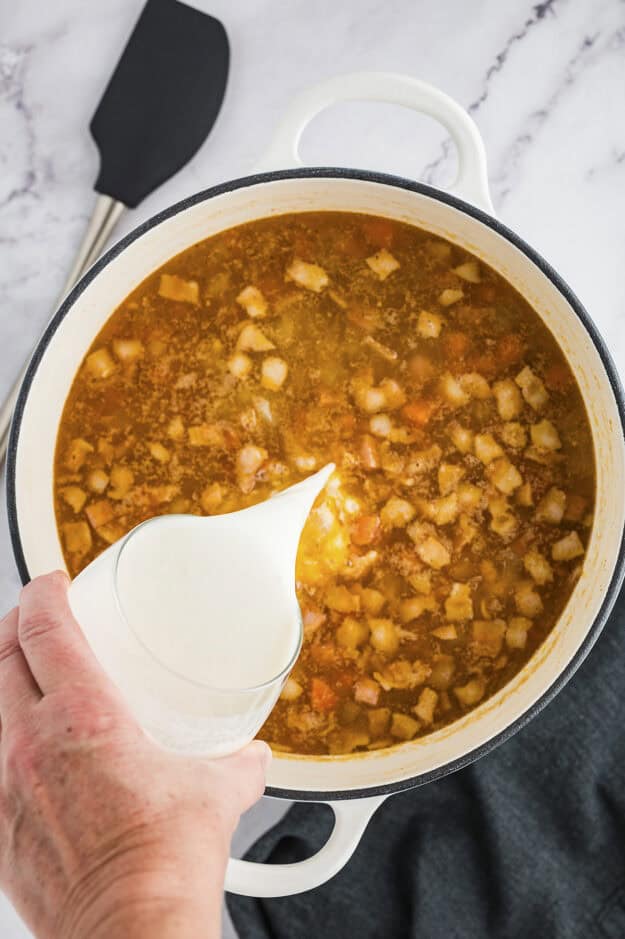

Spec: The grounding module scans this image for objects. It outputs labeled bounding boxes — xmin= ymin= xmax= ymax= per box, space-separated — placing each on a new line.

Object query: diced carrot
xmin=347 ymin=306 xmax=381 ymax=333
xmin=496 ymin=334 xmax=525 ymax=367
xmin=339 ymin=413 xmax=357 ymax=433
xmin=564 ymin=493 xmax=587 ymax=522
xmin=443 ymin=331 xmax=471 ymax=360
xmin=467 ymin=352 xmax=498 ymax=379
xmin=351 ymin=514 xmax=381 ymax=546
xmin=362 ymin=217 xmax=395 ymax=248
xmin=402 ymin=400 xmax=438 ymax=426
xmin=311 ymin=677 xmax=339 ymax=712
xmin=544 ymin=362 xmax=574 ymax=392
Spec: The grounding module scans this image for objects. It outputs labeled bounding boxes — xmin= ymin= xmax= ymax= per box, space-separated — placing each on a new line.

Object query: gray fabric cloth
xmin=227 ymin=589 xmax=625 ymax=938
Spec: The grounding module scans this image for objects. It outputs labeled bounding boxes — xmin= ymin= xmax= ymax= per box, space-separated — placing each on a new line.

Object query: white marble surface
xmin=1 ymin=0 xmax=625 ymax=935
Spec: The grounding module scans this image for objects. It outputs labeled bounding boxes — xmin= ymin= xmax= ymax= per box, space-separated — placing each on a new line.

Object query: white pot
xmin=6 ymin=73 xmax=625 ymax=898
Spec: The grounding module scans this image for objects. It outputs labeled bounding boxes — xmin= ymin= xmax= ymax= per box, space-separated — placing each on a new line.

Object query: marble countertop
xmin=1 ymin=0 xmax=624 ymax=935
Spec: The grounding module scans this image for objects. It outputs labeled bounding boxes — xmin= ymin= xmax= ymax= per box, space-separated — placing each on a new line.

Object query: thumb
xmin=214 ymin=740 xmax=272 ymax=816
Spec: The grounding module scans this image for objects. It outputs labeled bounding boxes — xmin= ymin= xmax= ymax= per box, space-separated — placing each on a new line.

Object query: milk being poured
xmin=69 ymin=464 xmax=334 ymax=755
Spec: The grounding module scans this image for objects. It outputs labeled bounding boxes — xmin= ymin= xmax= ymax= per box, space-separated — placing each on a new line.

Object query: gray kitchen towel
xmin=227 ymin=585 xmax=625 ymax=938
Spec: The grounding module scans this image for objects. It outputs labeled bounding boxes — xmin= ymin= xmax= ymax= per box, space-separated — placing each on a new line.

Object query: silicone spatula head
xmin=90 ymin=0 xmax=229 ymax=208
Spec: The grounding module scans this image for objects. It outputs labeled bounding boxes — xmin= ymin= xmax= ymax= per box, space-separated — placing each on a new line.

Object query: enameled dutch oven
xmin=6 ymin=73 xmax=625 ymax=897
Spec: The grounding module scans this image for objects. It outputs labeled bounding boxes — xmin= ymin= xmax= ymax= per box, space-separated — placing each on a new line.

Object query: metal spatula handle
xmin=0 ymin=195 xmax=125 ymax=466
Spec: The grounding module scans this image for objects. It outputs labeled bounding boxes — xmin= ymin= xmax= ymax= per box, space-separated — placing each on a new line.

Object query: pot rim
xmin=7 ymin=166 xmax=625 ymax=801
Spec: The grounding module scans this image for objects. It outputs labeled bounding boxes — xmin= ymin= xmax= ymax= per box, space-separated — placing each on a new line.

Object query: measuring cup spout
xmin=241 ymin=463 xmax=335 ymax=571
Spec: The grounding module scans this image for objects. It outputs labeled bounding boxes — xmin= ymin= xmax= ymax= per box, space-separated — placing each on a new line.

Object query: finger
xmin=214 ymin=740 xmax=272 ymax=815
xmin=18 ymin=571 xmax=111 ymax=695
xmin=0 ymin=608 xmax=41 ymax=722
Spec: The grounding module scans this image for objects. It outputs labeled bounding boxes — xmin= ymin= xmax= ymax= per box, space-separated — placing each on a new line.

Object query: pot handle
xmin=254 ymin=71 xmax=494 ymax=214
xmin=225 ymin=794 xmax=386 ymax=897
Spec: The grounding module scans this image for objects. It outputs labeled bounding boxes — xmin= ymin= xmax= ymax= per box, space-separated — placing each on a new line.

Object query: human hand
xmin=0 ymin=571 xmax=270 ymax=939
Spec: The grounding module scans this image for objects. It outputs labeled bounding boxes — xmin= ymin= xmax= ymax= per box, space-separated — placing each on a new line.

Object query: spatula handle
xmin=0 ymin=194 xmax=125 ymax=466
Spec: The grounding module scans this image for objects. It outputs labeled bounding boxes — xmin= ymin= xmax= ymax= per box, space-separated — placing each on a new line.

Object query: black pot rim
xmin=7 ymin=166 xmax=625 ymax=803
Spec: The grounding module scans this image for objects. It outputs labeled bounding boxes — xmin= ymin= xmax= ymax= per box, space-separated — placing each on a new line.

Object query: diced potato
xmin=85 ymin=347 xmax=116 ymax=379
xmin=431 ymin=625 xmax=458 ymax=641
xmin=380 ymin=496 xmax=415 ymax=528
xmin=417 ymin=310 xmax=443 ymax=338
xmin=516 ymin=366 xmax=548 ymax=410
xmin=536 ymin=487 xmax=566 ymax=524
xmin=294 ymin=454 xmax=317 ymax=472
xmin=261 ymin=356 xmax=289 ymax=391
xmin=472 ymin=619 xmax=506 ymax=656
xmin=390 ymin=712 xmax=420 ymax=740
xmin=200 ymin=482 xmax=223 ymax=514
xmin=506 ymin=619 xmax=529 ymax=650
xmin=97 ymin=523 xmax=125 ymax=545
xmin=414 ymin=687 xmax=439 ymax=723
xmin=108 ymin=465 xmax=134 ymax=500
xmin=236 ymin=322 xmax=275 ymax=352
xmin=148 ymin=442 xmax=170 ymax=463
xmin=499 ymin=422 xmax=527 ymax=449
xmin=337 ymin=616 xmax=369 ymax=649
xmin=515 ymin=581 xmax=543 ymax=617
xmin=280 ymin=677 xmax=304 ymax=701
xmin=65 ymin=437 xmax=94 ymax=472
xmin=368 ymin=707 xmax=391 ymax=737
xmin=408 ymin=523 xmax=451 ymax=570
xmin=516 ymin=481 xmax=533 ymax=507
xmin=326 ymin=585 xmax=361 ymax=613
xmin=459 ymin=373 xmax=491 ymax=399
xmin=419 ymin=493 xmax=459 ymax=526
xmin=438 ymin=288 xmax=464 ymax=306
xmin=167 ymin=415 xmax=185 ymax=440
xmin=474 ymin=433 xmax=504 ymax=465
xmin=158 ymin=273 xmax=199 ymax=304
xmin=85 ymin=499 xmax=114 ymax=529
xmin=365 ymin=248 xmax=400 ymax=281
xmin=380 ymin=378 xmax=406 ymax=409
xmin=60 ymin=486 xmax=87 ymax=513
xmin=457 ymin=483 xmax=483 ymax=513
xmin=445 ymin=583 xmax=474 ymax=621
xmin=369 ymin=414 xmax=392 ymax=438
xmin=361 ymin=588 xmax=387 ymax=615
xmin=551 ymin=531 xmax=585 ymax=561
xmin=493 ymin=379 xmax=523 ymax=420
xmin=97 ymin=438 xmax=115 ymax=464
xmin=228 ymin=352 xmax=253 ymax=379
xmin=355 ymin=386 xmax=386 ymax=413
xmin=286 ymin=258 xmax=329 ymax=292
xmin=531 ymin=419 xmax=561 ymax=451
xmin=488 ymin=457 xmax=523 ymax=495
xmin=488 ymin=495 xmax=517 ymax=538
xmin=369 ymin=618 xmax=400 ymax=655
xmin=399 ymin=595 xmax=438 ymax=623
xmin=408 ymin=570 xmax=432 ymax=595
xmin=524 ymin=548 xmax=553 ymax=585
xmin=454 ymin=677 xmax=486 ymax=706
xmin=455 ymin=514 xmax=478 ymax=550
xmin=452 ymin=260 xmax=481 ymax=283
xmin=86 ymin=469 xmax=109 ymax=494
xmin=440 ymin=373 xmax=470 ymax=408
xmin=62 ymin=521 xmax=92 ymax=557
xmin=438 ymin=463 xmax=465 ymax=495
xmin=354 ymin=678 xmax=381 ymax=706
xmin=112 ymin=339 xmax=144 ymax=364
xmin=236 ymin=444 xmax=267 ymax=477
xmin=448 ymin=423 xmax=474 ymax=454
xmin=189 ymin=425 xmax=217 ymax=447
xmin=236 ymin=285 xmax=268 ymax=319
xmin=430 ymin=654 xmax=455 ymax=690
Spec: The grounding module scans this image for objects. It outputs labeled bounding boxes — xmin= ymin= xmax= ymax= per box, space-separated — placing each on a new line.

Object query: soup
xmin=54 ymin=211 xmax=595 ymax=755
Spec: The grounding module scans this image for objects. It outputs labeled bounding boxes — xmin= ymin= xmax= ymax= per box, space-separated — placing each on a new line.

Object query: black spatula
xmin=0 ymin=0 xmax=229 ymax=464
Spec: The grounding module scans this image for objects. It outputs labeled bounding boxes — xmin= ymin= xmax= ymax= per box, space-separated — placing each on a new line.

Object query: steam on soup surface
xmin=54 ymin=212 xmax=595 ymax=755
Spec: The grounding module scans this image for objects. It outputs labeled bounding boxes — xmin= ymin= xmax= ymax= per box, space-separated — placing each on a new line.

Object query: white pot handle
xmin=226 ymin=794 xmax=386 ymax=897
xmin=254 ymin=71 xmax=494 ymax=214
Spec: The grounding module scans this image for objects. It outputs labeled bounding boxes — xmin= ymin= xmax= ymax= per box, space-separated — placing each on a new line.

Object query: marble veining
xmin=1 ymin=1 xmax=624 ymax=935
